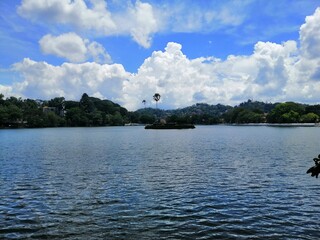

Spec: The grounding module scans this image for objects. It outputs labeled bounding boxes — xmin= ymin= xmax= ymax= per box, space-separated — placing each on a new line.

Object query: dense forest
xmin=0 ymin=93 xmax=128 ymax=128
xmin=1 ymin=93 xmax=320 ymax=128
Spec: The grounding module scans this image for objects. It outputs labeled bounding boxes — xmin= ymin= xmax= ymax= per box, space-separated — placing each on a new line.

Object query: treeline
xmin=131 ymin=103 xmax=232 ymax=125
xmin=223 ymin=100 xmax=319 ymax=124
xmin=131 ymin=100 xmax=320 ymax=125
xmin=1 ymin=93 xmax=320 ymax=128
xmin=0 ymin=93 xmax=129 ymax=128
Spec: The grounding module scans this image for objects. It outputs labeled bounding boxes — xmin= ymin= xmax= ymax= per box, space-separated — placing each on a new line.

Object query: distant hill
xmin=237 ymin=99 xmax=277 ymax=113
xmin=132 ymin=99 xmax=320 ymax=124
xmin=132 ymin=102 xmax=232 ymax=124
xmin=169 ymin=103 xmax=232 ymax=116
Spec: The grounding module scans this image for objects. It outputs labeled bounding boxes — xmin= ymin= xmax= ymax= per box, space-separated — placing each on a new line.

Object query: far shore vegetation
xmin=1 ymin=93 xmax=320 ymax=128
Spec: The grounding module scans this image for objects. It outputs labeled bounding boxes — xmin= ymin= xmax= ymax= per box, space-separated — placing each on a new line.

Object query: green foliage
xmin=65 ymin=100 xmax=79 ymax=109
xmin=280 ymin=110 xmax=300 ymax=123
xmin=66 ymin=107 xmax=87 ymax=126
xmin=23 ymin=107 xmax=44 ymax=128
xmin=223 ymin=107 xmax=264 ymax=124
xmin=238 ymin=99 xmax=276 ymax=113
xmin=0 ymin=106 xmax=9 ymax=126
xmin=0 ymin=93 xmax=4 ymax=104
xmin=0 ymin=93 xmax=129 ymax=128
xmin=110 ymin=112 xmax=124 ymax=126
xmin=167 ymin=114 xmax=190 ymax=124
xmin=63 ymin=94 xmax=128 ymax=127
xmin=80 ymin=93 xmax=95 ymax=113
xmin=300 ymin=113 xmax=319 ymax=123
xmin=134 ymin=103 xmax=231 ymax=124
xmin=7 ymin=105 xmax=22 ymax=122
xmin=134 ymin=107 xmax=166 ymax=122
xmin=139 ymin=114 xmax=156 ymax=124
xmin=267 ymin=102 xmax=305 ymax=123
xmin=236 ymin=109 xmax=264 ymax=123
xmin=169 ymin=103 xmax=230 ymax=124
xmin=305 ymin=105 xmax=320 ymax=116
xmin=44 ymin=111 xmax=65 ymax=127
xmin=48 ymin=97 xmax=65 ymax=115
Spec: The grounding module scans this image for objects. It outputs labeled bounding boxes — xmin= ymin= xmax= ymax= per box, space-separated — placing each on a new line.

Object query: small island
xmin=145 ymin=120 xmax=195 ymax=130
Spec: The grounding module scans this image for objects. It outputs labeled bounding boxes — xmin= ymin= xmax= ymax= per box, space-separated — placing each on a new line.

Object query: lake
xmin=1 ymin=125 xmax=320 ymax=239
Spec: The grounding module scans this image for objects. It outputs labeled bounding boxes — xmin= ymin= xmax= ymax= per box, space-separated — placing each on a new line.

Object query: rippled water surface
xmin=1 ymin=125 xmax=320 ymax=239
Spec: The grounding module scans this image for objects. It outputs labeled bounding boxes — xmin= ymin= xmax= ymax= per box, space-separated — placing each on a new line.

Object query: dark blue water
xmin=1 ymin=125 xmax=320 ymax=239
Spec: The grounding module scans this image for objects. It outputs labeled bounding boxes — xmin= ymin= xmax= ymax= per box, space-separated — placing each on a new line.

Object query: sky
xmin=1 ymin=0 xmax=320 ymax=111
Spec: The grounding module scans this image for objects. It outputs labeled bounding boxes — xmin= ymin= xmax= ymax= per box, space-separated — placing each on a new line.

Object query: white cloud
xmin=121 ymin=27 xmax=318 ymax=110
xmin=126 ymin=1 xmax=158 ymax=48
xmin=126 ymin=41 xmax=288 ymax=109
xmin=16 ymin=0 xmax=320 ymax=50
xmin=17 ymin=0 xmax=117 ymax=32
xmin=300 ymin=8 xmax=320 ymax=60
xmin=39 ymin=32 xmax=111 ymax=63
xmin=0 ymin=85 xmax=13 ymax=97
xmin=12 ymin=58 xmax=130 ymax=103
xmin=298 ymin=7 xmax=320 ymax=84
xmin=16 ymin=0 xmax=249 ymax=48
xmin=39 ymin=33 xmax=87 ymax=62
xmin=18 ymin=0 xmax=158 ymax=48
xmin=7 ymin=7 xmax=320 ymax=110
xmin=282 ymin=7 xmax=320 ymax=101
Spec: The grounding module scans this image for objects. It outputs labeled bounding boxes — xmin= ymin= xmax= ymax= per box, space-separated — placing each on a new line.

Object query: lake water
xmin=1 ymin=125 xmax=320 ymax=239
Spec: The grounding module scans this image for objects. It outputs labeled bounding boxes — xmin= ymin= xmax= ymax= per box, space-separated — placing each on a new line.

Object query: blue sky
xmin=1 ymin=0 xmax=320 ymax=110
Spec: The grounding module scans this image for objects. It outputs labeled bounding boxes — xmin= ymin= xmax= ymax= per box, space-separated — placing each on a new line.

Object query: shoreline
xmin=227 ymin=123 xmax=318 ymax=127
xmin=1 ymin=122 xmax=319 ymax=130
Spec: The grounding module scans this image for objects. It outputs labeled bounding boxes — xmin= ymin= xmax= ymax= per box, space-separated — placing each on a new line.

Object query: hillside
xmin=132 ymin=99 xmax=320 ymax=125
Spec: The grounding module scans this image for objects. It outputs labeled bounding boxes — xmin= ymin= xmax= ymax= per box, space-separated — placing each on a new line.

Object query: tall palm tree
xmin=142 ymin=99 xmax=146 ymax=108
xmin=153 ymin=93 xmax=161 ymax=109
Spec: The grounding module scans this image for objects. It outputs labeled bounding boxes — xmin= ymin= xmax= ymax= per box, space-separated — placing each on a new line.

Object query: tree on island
xmin=153 ymin=93 xmax=161 ymax=109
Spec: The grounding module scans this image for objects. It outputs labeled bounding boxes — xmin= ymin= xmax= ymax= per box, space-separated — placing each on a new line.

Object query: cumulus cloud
xmin=39 ymin=32 xmax=111 ymax=63
xmin=18 ymin=0 xmax=158 ymax=48
xmin=121 ymin=14 xmax=320 ymax=110
xmin=122 ymin=41 xmax=298 ymax=110
xmin=119 ymin=7 xmax=320 ymax=109
xmin=7 ymin=7 xmax=320 ymax=110
xmin=12 ymin=58 xmax=130 ymax=103
xmin=300 ymin=8 xmax=320 ymax=60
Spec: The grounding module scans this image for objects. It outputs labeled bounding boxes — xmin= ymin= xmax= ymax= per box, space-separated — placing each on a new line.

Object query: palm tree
xmin=142 ymin=99 xmax=146 ymax=108
xmin=153 ymin=93 xmax=161 ymax=109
